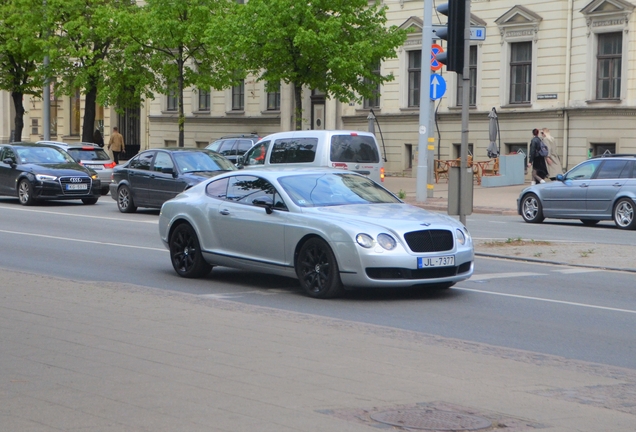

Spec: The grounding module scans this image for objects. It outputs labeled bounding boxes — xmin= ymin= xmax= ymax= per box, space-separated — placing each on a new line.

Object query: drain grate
xmin=370 ymin=409 xmax=493 ymax=431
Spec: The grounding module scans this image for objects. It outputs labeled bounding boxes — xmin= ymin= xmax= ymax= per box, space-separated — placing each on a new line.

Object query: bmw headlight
xmin=35 ymin=174 xmax=57 ymax=181
xmin=455 ymin=228 xmax=469 ymax=245
xmin=377 ymin=233 xmax=397 ymax=250
xmin=356 ymin=233 xmax=374 ymax=248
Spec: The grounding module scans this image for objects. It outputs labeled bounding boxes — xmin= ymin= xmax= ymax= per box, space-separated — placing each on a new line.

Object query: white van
xmin=239 ymin=130 xmax=385 ymax=183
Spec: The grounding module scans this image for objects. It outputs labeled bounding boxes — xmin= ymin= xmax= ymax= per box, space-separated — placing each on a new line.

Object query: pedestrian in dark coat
xmin=528 ymin=128 xmax=547 ymax=185
xmin=93 ymin=129 xmax=104 ymax=147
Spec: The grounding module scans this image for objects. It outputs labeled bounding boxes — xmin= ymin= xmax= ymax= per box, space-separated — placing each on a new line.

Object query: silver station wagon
xmin=518 ymin=154 xmax=636 ymax=229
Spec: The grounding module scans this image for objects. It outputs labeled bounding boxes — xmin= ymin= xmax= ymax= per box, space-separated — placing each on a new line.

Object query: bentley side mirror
xmin=252 ymin=196 xmax=274 ymax=214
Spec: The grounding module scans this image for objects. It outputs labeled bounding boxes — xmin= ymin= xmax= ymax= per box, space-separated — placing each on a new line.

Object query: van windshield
xmin=330 ymin=135 xmax=380 ymax=163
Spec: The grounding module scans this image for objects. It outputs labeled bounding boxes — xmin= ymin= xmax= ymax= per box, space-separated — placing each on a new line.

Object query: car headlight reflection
xmin=377 ymin=233 xmax=397 ymax=250
xmin=455 ymin=228 xmax=467 ymax=245
xmin=356 ymin=233 xmax=397 ymax=250
xmin=356 ymin=233 xmax=374 ymax=248
xmin=35 ymin=174 xmax=57 ymax=181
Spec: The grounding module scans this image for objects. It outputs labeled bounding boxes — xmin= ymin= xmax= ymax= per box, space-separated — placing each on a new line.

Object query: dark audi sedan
xmin=109 ymin=148 xmax=236 ymax=213
xmin=0 ymin=142 xmax=101 ymax=205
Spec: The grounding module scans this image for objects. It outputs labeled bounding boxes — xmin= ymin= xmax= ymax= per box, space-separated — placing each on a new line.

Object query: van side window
xmin=330 ymin=135 xmax=380 ymax=163
xmin=270 ymin=138 xmax=318 ymax=164
xmin=244 ymin=141 xmax=270 ymax=166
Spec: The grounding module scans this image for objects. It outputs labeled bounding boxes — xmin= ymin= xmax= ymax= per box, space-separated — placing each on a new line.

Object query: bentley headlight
xmin=35 ymin=174 xmax=57 ymax=181
xmin=455 ymin=228 xmax=467 ymax=245
xmin=377 ymin=233 xmax=397 ymax=250
xmin=355 ymin=233 xmax=374 ymax=248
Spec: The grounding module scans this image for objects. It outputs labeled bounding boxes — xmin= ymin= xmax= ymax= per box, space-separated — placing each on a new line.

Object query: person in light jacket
xmin=541 ymin=128 xmax=563 ymax=179
xmin=108 ymin=126 xmax=125 ymax=164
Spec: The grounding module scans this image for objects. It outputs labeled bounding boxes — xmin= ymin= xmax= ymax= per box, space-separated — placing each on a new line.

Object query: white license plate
xmin=86 ymin=165 xmax=102 ymax=170
xmin=417 ymin=255 xmax=455 ymax=268
xmin=66 ymin=184 xmax=88 ymax=190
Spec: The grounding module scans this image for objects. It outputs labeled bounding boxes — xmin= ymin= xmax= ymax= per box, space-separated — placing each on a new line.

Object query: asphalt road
xmin=1 ymin=197 xmax=635 ymax=370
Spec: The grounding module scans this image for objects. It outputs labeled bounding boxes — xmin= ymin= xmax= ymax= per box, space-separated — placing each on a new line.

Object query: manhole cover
xmin=370 ymin=409 xmax=492 ymax=431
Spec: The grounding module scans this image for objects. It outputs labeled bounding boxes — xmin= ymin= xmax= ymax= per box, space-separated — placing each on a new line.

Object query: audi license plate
xmin=66 ymin=184 xmax=88 ymax=190
xmin=417 ymin=255 xmax=454 ymax=268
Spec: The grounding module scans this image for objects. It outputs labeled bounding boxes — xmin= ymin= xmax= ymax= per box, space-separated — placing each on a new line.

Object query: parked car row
xmin=0 ymin=131 xmax=469 ymax=300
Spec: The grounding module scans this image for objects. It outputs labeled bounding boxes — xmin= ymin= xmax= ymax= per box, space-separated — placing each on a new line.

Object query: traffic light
xmin=435 ymin=0 xmax=466 ymax=73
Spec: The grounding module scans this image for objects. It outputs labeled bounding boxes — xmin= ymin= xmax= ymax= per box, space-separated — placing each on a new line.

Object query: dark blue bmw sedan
xmin=109 ymin=148 xmax=236 ymax=213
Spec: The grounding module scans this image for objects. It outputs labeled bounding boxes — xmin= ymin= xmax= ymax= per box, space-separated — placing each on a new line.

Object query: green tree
xmin=234 ymin=0 xmax=408 ymax=130
xmin=45 ymin=0 xmax=145 ymax=143
xmin=0 ymin=0 xmax=48 ymax=142
xmin=123 ymin=0 xmax=239 ymax=147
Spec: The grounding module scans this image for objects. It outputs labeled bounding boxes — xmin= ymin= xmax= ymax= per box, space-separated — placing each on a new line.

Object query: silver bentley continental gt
xmin=159 ymin=167 xmax=474 ymax=298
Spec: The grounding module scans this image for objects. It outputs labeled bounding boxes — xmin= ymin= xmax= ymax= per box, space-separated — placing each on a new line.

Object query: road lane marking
xmin=455 ymin=287 xmax=636 ymax=315
xmin=0 ymin=229 xmax=166 ymax=252
xmin=470 ymin=272 xmax=544 ymax=281
xmin=199 ymin=290 xmax=284 ymax=299
xmin=555 ymin=268 xmax=601 ymax=274
xmin=0 ymin=205 xmax=158 ymax=224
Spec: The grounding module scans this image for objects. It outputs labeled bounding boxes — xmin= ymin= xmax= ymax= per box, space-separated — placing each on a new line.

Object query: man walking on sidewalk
xmin=108 ymin=126 xmax=126 ymax=164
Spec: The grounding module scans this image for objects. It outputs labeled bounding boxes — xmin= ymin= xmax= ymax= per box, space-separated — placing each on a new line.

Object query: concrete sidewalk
xmin=383 ymin=175 xmax=523 ymax=216
xmin=2 ymin=269 xmax=635 ymax=431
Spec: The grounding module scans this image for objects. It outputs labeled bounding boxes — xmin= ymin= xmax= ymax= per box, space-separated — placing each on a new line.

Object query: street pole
xmin=42 ymin=0 xmax=50 ymax=141
xmin=458 ymin=0 xmax=472 ymax=225
xmin=416 ymin=0 xmax=434 ymax=202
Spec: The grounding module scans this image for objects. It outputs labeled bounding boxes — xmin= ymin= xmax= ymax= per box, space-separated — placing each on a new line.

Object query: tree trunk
xmin=178 ymin=54 xmax=185 ymax=147
xmin=11 ymin=91 xmax=25 ymax=143
xmin=82 ymin=76 xmax=99 ymax=143
xmin=294 ymin=83 xmax=303 ymax=131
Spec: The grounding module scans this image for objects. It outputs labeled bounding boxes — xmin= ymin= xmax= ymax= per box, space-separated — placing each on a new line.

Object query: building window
xmin=167 ymin=89 xmax=178 ymax=111
xmin=363 ymin=62 xmax=381 ymax=109
xmin=597 ymin=32 xmax=622 ymax=100
xmin=408 ymin=50 xmax=421 ymax=107
xmin=70 ymin=88 xmax=81 ymax=136
xmin=31 ymin=118 xmax=39 ymax=135
xmin=232 ymin=79 xmax=244 ymax=110
xmin=452 ymin=143 xmax=474 ymax=159
xmin=591 ymin=143 xmax=616 ymax=157
xmin=266 ymin=81 xmax=280 ymax=111
xmin=509 ymin=41 xmax=532 ymax=104
xmin=198 ymin=88 xmax=210 ymax=111
xmin=457 ymin=45 xmax=477 ymax=106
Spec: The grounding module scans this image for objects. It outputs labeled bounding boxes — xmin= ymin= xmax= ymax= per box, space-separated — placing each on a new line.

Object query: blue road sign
xmin=430 ymin=74 xmax=446 ymax=100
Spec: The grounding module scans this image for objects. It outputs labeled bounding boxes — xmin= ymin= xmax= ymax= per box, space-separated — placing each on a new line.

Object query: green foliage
xmin=121 ymin=0 xmax=239 ymax=145
xmin=0 ymin=0 xmax=49 ymax=141
xmin=44 ymin=0 xmax=146 ymax=109
xmin=233 ymin=0 xmax=408 ymax=106
xmin=0 ymin=0 xmax=47 ymax=94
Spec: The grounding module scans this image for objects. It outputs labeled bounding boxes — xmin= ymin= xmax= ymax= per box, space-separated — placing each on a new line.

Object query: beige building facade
xmin=4 ymin=0 xmax=636 ymax=175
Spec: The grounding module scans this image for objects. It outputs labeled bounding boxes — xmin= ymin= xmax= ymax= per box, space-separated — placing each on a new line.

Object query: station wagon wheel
xmin=117 ymin=185 xmax=137 ymax=213
xmin=18 ymin=179 xmax=35 ymax=206
xmin=521 ymin=193 xmax=544 ymax=223
xmin=613 ymin=198 xmax=636 ymax=230
xmin=296 ymin=238 xmax=344 ymax=299
xmin=169 ymin=223 xmax=212 ymax=278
